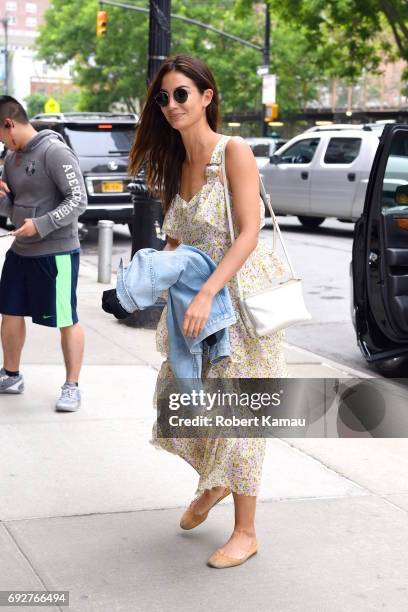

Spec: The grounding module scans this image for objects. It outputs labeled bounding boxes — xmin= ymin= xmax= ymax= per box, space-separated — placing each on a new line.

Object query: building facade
xmin=0 ymin=0 xmax=73 ymax=106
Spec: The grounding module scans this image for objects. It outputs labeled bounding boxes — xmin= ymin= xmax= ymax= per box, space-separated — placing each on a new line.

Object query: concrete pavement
xmin=1 ymin=233 xmax=408 ymax=612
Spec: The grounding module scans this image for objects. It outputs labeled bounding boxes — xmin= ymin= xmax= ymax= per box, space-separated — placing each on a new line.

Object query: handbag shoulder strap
xmin=220 ymin=136 xmax=298 ymax=282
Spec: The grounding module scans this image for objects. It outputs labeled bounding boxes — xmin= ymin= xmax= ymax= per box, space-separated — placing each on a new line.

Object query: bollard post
xmin=97 ymin=220 xmax=114 ymax=283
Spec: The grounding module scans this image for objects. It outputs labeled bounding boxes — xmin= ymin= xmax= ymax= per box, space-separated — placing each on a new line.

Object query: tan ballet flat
xmin=207 ymin=542 xmax=258 ymax=569
xmin=179 ymin=487 xmax=231 ymax=530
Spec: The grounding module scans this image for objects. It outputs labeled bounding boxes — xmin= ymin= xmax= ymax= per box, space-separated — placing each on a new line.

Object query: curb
xmin=283 ymin=342 xmax=373 ymax=378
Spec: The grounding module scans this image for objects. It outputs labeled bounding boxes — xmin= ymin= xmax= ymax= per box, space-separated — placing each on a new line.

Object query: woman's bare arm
xmin=183 ymin=137 xmax=260 ymax=337
xmin=200 ymin=136 xmax=260 ymax=297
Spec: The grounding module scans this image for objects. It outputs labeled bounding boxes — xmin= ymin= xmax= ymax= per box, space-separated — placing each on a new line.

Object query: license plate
xmin=102 ymin=180 xmax=123 ymax=193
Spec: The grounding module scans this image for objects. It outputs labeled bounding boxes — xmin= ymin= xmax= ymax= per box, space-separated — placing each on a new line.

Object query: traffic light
xmin=96 ymin=10 xmax=108 ymax=37
xmin=271 ymin=103 xmax=279 ymax=121
xmin=265 ymin=103 xmax=279 ymax=122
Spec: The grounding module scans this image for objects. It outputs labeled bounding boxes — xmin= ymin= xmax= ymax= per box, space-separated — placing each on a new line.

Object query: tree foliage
xmin=25 ymin=90 xmax=81 ymax=117
xmin=37 ymin=0 xmax=328 ymax=114
xmin=25 ymin=92 xmax=48 ymax=117
xmin=37 ymin=0 xmax=407 ymax=115
xmin=236 ymin=0 xmax=408 ymax=82
xmin=37 ymin=0 xmax=148 ymax=112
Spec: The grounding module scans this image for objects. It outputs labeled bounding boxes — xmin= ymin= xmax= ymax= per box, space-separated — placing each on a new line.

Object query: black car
xmin=351 ymin=123 xmax=408 ymax=377
xmin=30 ymin=112 xmax=138 ymax=230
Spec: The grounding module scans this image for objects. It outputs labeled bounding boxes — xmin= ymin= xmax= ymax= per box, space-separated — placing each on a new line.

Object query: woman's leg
xmin=214 ymin=493 xmax=258 ymax=558
xmin=188 ymin=485 xmax=229 ymax=514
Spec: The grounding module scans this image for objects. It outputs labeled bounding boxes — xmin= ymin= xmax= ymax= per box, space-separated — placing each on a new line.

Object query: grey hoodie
xmin=0 ymin=129 xmax=87 ymax=257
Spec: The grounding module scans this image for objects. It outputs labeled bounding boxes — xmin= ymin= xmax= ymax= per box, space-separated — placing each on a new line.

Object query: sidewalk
xmin=1 ymin=234 xmax=408 ymax=612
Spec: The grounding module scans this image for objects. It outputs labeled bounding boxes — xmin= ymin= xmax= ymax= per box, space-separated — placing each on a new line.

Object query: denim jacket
xmin=116 ymin=244 xmax=237 ymax=378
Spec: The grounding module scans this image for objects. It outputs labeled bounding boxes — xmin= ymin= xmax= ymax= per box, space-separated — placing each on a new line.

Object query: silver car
xmin=245 ymin=137 xmax=287 ymax=169
xmin=260 ymin=129 xmax=381 ymax=227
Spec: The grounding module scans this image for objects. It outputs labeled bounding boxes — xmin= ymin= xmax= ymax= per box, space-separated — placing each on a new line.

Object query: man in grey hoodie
xmin=0 ymin=96 xmax=87 ymax=411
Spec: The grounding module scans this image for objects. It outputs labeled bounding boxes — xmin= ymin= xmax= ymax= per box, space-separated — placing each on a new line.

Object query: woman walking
xmin=129 ymin=54 xmax=288 ymax=568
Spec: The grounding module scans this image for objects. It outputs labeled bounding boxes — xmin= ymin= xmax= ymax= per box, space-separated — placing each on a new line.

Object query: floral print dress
xmin=150 ymin=135 xmax=288 ymax=497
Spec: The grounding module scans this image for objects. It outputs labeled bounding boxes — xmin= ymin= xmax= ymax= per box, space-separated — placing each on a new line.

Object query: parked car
xmin=305 ymin=121 xmax=391 ymax=136
xmin=245 ymin=137 xmax=287 ymax=168
xmin=304 ymin=123 xmax=368 ymax=132
xmin=260 ymin=129 xmax=381 ymax=226
xmin=351 ymin=123 xmax=408 ymax=376
xmin=30 ymin=112 xmax=138 ymax=232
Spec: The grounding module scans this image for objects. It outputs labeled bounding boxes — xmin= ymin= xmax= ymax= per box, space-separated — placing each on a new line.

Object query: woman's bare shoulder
xmin=224 ymin=136 xmax=256 ymax=172
xmin=225 ymin=135 xmax=252 ymax=153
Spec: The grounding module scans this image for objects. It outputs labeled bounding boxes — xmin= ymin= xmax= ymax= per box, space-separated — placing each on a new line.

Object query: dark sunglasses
xmin=154 ymin=87 xmax=189 ymax=107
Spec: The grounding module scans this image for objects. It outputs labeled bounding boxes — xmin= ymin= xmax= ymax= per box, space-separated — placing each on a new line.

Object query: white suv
xmin=261 ymin=128 xmax=381 ymax=227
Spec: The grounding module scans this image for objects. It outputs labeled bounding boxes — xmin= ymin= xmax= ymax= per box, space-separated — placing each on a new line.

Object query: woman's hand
xmin=163 ymin=236 xmax=180 ymax=251
xmin=183 ymin=289 xmax=214 ymax=338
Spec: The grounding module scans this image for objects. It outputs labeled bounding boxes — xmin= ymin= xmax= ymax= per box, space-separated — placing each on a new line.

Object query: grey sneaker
xmin=0 ymin=368 xmax=24 ymax=394
xmin=55 ymin=383 xmax=81 ymax=412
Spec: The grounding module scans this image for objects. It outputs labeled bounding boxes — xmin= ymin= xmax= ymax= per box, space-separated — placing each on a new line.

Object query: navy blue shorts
xmin=0 ymin=249 xmax=79 ymax=328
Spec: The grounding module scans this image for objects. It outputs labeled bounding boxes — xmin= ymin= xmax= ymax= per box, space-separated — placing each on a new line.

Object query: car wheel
xmin=298 ymin=216 xmax=325 ymax=228
xmin=373 ymin=355 xmax=408 ymax=378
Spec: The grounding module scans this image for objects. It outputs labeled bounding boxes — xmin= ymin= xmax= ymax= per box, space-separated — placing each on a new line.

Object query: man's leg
xmin=0 ymin=250 xmax=28 ymax=393
xmin=55 ymin=322 xmax=84 ymax=412
xmin=0 ymin=314 xmax=26 ymax=394
xmin=60 ymin=322 xmax=84 ymax=383
xmin=1 ymin=314 xmax=26 ymax=371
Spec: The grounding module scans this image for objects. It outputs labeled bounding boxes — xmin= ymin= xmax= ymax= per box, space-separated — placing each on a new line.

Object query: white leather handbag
xmin=221 ymin=140 xmax=312 ymax=336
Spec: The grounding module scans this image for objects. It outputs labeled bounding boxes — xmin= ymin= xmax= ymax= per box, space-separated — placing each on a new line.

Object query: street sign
xmin=44 ymin=98 xmax=61 ymax=113
xmin=257 ymin=65 xmax=269 ymax=77
xmin=262 ymin=74 xmax=276 ymax=105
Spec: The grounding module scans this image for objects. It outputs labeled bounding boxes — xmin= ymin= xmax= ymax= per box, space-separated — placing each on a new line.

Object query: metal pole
xmin=262 ymin=2 xmax=270 ymax=137
xmin=1 ymin=18 xmax=8 ymax=95
xmin=4 ymin=18 xmax=8 ymax=95
xmin=130 ymin=0 xmax=170 ymax=257
xmin=97 ymin=220 xmax=114 ymax=283
xmin=147 ymin=0 xmax=171 ymax=85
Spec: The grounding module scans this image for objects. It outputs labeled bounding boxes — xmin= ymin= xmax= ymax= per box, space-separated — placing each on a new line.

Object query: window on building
xmin=26 ymin=2 xmax=37 ymax=13
xmin=7 ymin=15 xmax=17 ymax=25
xmin=26 ymin=16 xmax=38 ymax=28
xmin=6 ymin=1 xmax=17 ymax=11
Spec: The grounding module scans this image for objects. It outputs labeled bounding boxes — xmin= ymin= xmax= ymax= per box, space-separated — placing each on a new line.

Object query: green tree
xmin=171 ymin=0 xmax=264 ymax=114
xmin=37 ymin=0 xmax=265 ymax=112
xmin=25 ymin=92 xmax=48 ymax=117
xmin=25 ymin=90 xmax=81 ymax=118
xmin=236 ymin=0 xmax=408 ymax=81
xmin=37 ymin=0 xmax=148 ymax=112
xmin=36 ymin=0 xmax=335 ymax=115
xmin=59 ymin=90 xmax=81 ymax=112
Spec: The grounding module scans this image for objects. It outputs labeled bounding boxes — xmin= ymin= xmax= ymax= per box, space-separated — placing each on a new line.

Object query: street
xmin=81 ymin=215 xmax=371 ymax=375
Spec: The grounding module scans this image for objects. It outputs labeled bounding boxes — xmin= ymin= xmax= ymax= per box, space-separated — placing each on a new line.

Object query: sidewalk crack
xmin=1 ymin=523 xmax=65 ymax=612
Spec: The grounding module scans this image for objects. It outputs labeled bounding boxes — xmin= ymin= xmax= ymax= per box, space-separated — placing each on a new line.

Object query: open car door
xmin=352 ymin=124 xmax=408 ymax=376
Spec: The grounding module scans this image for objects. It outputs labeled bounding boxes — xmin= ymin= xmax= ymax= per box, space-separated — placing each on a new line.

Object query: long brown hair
xmin=128 ymin=54 xmax=220 ymax=213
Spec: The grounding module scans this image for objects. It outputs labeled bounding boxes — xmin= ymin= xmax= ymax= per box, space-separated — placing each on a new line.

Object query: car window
xmin=250 ymin=143 xmax=272 ymax=157
xmin=324 ymin=137 xmax=362 ymax=164
xmin=381 ymin=131 xmax=408 ymax=212
xmin=64 ymin=126 xmax=135 ymax=156
xmin=278 ymin=138 xmax=319 ymax=164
